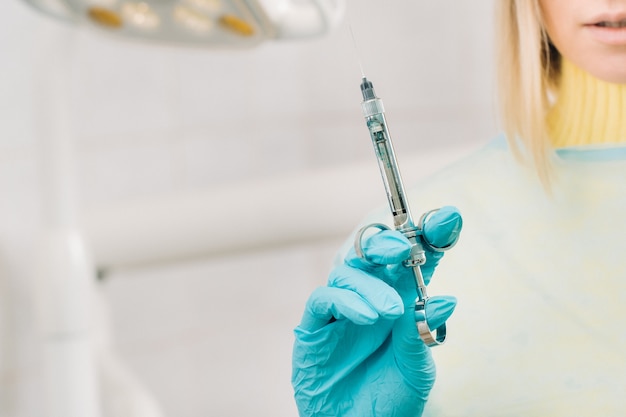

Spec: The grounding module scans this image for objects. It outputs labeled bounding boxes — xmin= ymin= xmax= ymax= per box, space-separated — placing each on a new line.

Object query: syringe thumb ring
xmin=415 ymin=298 xmax=446 ymax=347
xmin=417 ymin=318 xmax=446 ymax=347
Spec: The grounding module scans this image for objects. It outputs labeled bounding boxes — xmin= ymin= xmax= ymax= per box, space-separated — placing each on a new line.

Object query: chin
xmin=579 ymin=55 xmax=626 ymax=84
xmin=594 ymin=69 xmax=626 ymax=84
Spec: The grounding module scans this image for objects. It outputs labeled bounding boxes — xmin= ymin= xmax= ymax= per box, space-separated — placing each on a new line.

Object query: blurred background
xmin=0 ymin=0 xmax=497 ymax=416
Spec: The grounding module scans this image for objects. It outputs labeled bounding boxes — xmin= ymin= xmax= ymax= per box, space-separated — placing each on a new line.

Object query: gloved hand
xmin=292 ymin=206 xmax=462 ymax=417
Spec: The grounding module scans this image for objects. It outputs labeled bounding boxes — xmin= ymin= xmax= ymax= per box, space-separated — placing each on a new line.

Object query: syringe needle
xmin=348 ymin=23 xmax=365 ymax=78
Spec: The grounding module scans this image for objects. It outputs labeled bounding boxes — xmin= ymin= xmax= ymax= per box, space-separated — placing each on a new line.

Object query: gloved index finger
xmin=345 ymin=229 xmax=412 ymax=270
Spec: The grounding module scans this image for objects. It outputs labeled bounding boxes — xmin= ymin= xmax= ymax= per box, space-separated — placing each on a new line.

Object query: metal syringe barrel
xmin=360 ymin=77 xmax=414 ymax=232
xmin=360 ymin=77 xmax=429 ymax=301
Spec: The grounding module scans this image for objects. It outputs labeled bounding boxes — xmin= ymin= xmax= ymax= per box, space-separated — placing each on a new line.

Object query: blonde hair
xmin=495 ymin=0 xmax=560 ymax=185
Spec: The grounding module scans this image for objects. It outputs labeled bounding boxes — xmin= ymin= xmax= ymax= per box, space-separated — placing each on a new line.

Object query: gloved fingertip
xmin=423 ymin=206 xmax=463 ymax=249
xmin=381 ymin=301 xmax=404 ymax=319
xmin=343 ymin=252 xmax=375 ymax=271
xmin=299 ymin=315 xmax=334 ymax=332
xmin=350 ymin=307 xmax=380 ymax=325
xmin=418 ymin=295 xmax=457 ymax=331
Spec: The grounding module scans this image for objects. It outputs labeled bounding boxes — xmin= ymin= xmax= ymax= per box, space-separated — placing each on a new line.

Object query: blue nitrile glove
xmin=292 ymin=206 xmax=462 ymax=417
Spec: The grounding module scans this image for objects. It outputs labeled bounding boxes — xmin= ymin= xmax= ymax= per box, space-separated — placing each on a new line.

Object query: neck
xmin=547 ymin=60 xmax=626 ymax=148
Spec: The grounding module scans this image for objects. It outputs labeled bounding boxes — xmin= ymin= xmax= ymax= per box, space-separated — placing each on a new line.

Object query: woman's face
xmin=540 ymin=0 xmax=626 ymax=83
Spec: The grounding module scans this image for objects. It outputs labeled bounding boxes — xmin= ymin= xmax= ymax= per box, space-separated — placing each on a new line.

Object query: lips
xmin=593 ymin=20 xmax=626 ymax=28
xmin=585 ymin=15 xmax=626 ymax=46
xmin=586 ymin=11 xmax=626 ymax=27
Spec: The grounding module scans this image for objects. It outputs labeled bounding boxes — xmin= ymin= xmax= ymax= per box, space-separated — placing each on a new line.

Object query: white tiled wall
xmin=0 ymin=0 xmax=497 ymax=416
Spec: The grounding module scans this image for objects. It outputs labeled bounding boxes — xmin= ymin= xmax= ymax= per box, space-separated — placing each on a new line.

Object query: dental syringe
xmin=356 ymin=76 xmax=447 ymax=347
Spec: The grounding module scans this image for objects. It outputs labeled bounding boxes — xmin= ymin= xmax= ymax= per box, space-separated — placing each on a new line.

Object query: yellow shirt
xmin=548 ymin=59 xmax=626 ymax=147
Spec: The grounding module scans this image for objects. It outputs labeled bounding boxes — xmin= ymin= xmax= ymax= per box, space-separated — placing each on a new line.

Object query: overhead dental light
xmin=21 ymin=0 xmax=346 ymax=47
